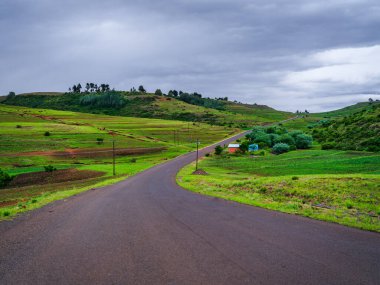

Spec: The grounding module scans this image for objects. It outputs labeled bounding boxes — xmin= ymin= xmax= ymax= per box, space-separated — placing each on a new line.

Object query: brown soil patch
xmin=7 ymin=169 xmax=105 ymax=188
xmin=7 ymin=147 xmax=166 ymax=158
xmin=0 ymin=200 xmax=18 ymax=207
xmin=192 ymin=169 xmax=209 ymax=175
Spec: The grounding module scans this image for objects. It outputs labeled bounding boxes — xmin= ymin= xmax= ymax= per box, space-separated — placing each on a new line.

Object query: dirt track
xmin=0 ymin=132 xmax=379 ymax=284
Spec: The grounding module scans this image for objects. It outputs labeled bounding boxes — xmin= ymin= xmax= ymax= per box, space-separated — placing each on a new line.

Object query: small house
xmin=248 ymin=144 xmax=259 ymax=152
xmin=228 ymin=144 xmax=240 ymax=153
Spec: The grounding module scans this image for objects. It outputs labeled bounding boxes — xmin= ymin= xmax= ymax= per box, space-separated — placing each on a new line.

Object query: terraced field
xmin=0 ymin=104 xmax=239 ymax=218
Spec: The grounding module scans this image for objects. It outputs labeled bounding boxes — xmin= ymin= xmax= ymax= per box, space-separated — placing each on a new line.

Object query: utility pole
xmin=195 ymin=138 xmax=199 ymax=171
xmin=112 ymin=139 xmax=116 ymax=176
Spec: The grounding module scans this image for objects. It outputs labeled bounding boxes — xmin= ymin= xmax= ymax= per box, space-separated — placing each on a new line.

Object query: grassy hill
xmin=311 ymin=103 xmax=380 ymax=151
xmin=0 ymin=104 xmax=238 ymax=218
xmin=281 ymin=101 xmax=380 ymax=131
xmin=2 ymin=91 xmax=293 ymax=128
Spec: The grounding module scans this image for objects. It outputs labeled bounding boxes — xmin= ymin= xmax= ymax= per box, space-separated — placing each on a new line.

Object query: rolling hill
xmin=2 ymin=91 xmax=293 ymax=128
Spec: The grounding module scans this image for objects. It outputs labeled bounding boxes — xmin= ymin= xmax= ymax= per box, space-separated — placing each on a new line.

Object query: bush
xmin=321 ymin=142 xmax=335 ymax=150
xmin=44 ymin=131 xmax=50 ymax=136
xmin=44 ymin=165 xmax=57 ymax=172
xmin=16 ymin=125 xmax=22 ymax=128
xmin=274 ymin=134 xmax=295 ymax=147
xmin=272 ymin=143 xmax=290 ymax=154
xmin=0 ymin=169 xmax=13 ymax=187
xmin=96 ymin=138 xmax=104 ymax=145
xmin=130 ymin=158 xmax=137 ymax=163
xmin=292 ymin=176 xmax=299 ymax=180
xmin=214 ymin=145 xmax=223 ymax=155
xmin=294 ymin=134 xmax=313 ymax=149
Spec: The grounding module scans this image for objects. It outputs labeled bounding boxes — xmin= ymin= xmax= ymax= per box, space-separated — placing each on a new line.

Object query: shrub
xmin=214 ymin=145 xmax=223 ymax=155
xmin=16 ymin=125 xmax=22 ymax=128
xmin=44 ymin=131 xmax=50 ymax=136
xmin=205 ymin=153 xmax=210 ymax=157
xmin=292 ymin=176 xmax=299 ymax=180
xmin=0 ymin=169 xmax=13 ymax=187
xmin=253 ymin=133 xmax=271 ymax=147
xmin=272 ymin=143 xmax=290 ymax=154
xmin=294 ymin=134 xmax=313 ymax=149
xmin=239 ymin=141 xmax=249 ymax=153
xmin=130 ymin=158 xmax=137 ymax=163
xmin=275 ymin=134 xmax=295 ymax=147
xmin=44 ymin=165 xmax=57 ymax=172
xmin=321 ymin=142 xmax=335 ymax=150
xmin=96 ymin=138 xmax=104 ymax=145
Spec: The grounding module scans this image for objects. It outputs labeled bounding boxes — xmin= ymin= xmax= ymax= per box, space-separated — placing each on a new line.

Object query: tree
xmin=272 ymin=143 xmax=290 ymax=154
xmin=294 ymin=134 xmax=313 ymax=149
xmin=7 ymin=91 xmax=16 ymax=99
xmin=85 ymin=83 xmax=90 ymax=92
xmin=239 ymin=141 xmax=249 ymax=153
xmin=155 ymin=89 xmax=163 ymax=96
xmin=172 ymin=90 xmax=178 ymax=97
xmin=138 ymin=85 xmax=146 ymax=93
xmin=0 ymin=169 xmax=12 ymax=187
xmin=214 ymin=145 xmax=223 ymax=155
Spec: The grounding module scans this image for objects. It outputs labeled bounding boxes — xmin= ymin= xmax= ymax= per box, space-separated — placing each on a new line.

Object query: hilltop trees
xmin=69 ymin=83 xmax=110 ymax=94
xmin=155 ymin=89 xmax=163 ymax=96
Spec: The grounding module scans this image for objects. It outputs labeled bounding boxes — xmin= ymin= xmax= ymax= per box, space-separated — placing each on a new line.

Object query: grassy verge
xmin=177 ymin=149 xmax=380 ymax=232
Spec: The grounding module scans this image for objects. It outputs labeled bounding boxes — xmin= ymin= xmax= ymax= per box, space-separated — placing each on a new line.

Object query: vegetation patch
xmin=7 ymin=169 xmax=105 ymax=188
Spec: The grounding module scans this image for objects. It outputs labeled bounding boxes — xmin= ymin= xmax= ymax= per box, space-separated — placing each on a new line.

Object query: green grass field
xmin=177 ymin=149 xmax=380 ymax=232
xmin=0 ymin=104 xmax=240 ymax=219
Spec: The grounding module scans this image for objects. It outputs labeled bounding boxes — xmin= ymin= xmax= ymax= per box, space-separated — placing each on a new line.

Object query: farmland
xmin=177 ymin=149 xmax=380 ymax=231
xmin=0 ymin=104 xmax=239 ymax=218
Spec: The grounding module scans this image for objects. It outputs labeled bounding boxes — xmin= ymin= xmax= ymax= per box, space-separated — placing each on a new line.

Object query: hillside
xmin=0 ymin=104 xmax=237 ymax=218
xmin=311 ymin=103 xmax=380 ymax=151
xmin=2 ymin=91 xmax=292 ymax=128
xmin=281 ymin=101 xmax=380 ymax=131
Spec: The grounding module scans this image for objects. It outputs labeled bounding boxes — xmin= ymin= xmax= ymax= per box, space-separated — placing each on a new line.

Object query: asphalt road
xmin=0 ymin=132 xmax=379 ymax=285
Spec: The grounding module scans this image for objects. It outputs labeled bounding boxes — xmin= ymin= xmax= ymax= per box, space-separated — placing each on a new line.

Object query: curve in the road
xmin=0 ymin=132 xmax=379 ymax=285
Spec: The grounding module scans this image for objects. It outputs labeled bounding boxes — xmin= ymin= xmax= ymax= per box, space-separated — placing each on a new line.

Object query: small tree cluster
xmin=69 ymin=83 xmax=111 ymax=93
xmin=245 ymin=126 xmax=312 ymax=154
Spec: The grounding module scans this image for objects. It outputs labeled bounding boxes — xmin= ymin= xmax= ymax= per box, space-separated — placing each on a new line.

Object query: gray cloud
xmin=1 ymin=0 xmax=380 ymax=111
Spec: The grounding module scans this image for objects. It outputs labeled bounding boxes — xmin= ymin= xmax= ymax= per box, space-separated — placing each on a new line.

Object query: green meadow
xmin=177 ymin=149 xmax=380 ymax=232
xmin=0 ymin=104 xmax=239 ymax=218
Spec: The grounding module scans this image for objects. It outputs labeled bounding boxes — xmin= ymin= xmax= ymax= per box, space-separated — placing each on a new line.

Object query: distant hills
xmin=2 ymin=91 xmax=292 ymax=128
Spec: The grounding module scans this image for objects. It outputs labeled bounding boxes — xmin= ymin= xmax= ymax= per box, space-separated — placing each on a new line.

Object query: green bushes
xmin=245 ymin=125 xmax=312 ymax=154
xmin=294 ymin=134 xmax=313 ymax=149
xmin=0 ymin=169 xmax=13 ymax=187
xmin=272 ymin=143 xmax=290 ymax=154
xmin=44 ymin=165 xmax=57 ymax=172
xmin=214 ymin=145 xmax=223 ymax=155
xmin=79 ymin=91 xmax=126 ymax=108
xmin=312 ymin=104 xmax=379 ymax=152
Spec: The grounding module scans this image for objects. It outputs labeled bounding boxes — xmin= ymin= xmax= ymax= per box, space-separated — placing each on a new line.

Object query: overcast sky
xmin=1 ymin=0 xmax=380 ymax=112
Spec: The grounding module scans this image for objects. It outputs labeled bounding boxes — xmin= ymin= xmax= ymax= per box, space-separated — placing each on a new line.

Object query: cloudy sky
xmin=1 ymin=0 xmax=380 ymax=112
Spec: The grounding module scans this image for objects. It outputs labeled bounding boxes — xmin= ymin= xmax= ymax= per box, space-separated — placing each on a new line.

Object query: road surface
xmin=0 ymin=132 xmax=379 ymax=285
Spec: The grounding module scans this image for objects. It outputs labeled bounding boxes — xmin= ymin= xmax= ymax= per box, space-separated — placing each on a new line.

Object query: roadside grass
xmin=177 ymin=150 xmax=380 ymax=232
xmin=0 ymin=104 xmax=239 ymax=219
